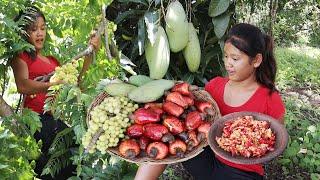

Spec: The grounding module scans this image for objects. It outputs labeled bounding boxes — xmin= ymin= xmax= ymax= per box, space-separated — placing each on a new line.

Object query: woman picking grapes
xmin=11 ymin=6 xmax=100 ymax=179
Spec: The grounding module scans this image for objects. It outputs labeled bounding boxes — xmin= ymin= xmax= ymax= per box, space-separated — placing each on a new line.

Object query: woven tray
xmin=86 ymin=89 xmax=221 ymax=164
xmin=208 ymin=111 xmax=289 ymax=164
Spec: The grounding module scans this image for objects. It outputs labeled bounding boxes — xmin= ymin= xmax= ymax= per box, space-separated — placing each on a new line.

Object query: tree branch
xmin=102 ymin=5 xmax=113 ymax=60
xmin=0 ymin=95 xmax=13 ymax=118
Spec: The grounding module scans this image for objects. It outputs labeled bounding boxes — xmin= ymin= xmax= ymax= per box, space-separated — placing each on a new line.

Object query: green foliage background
xmin=0 ymin=0 xmax=319 ymax=179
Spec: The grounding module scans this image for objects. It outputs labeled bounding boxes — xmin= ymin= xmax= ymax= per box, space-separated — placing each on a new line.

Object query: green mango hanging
xmin=183 ymin=23 xmax=201 ymax=72
xmin=145 ymin=26 xmax=170 ymax=79
xmin=165 ymin=0 xmax=189 ymax=52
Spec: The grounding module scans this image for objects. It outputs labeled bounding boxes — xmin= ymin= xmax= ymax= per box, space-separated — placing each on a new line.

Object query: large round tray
xmin=87 ymin=89 xmax=221 ymax=164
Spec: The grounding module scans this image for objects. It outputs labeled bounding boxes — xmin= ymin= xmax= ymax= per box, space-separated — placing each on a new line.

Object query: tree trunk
xmin=268 ymin=0 xmax=278 ymax=36
xmin=0 ymin=95 xmax=13 ymax=118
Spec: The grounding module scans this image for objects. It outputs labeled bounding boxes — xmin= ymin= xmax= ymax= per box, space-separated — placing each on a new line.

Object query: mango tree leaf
xmin=195 ymin=74 xmax=208 ymax=85
xmin=118 ymin=0 xmax=148 ymax=6
xmin=201 ymin=49 xmax=216 ymax=75
xmin=165 ymin=72 xmax=174 ymax=80
xmin=146 ymin=0 xmax=160 ymax=5
xmin=67 ymin=177 xmax=81 ymax=180
xmin=182 ymin=73 xmax=194 ymax=84
xmin=218 ymin=39 xmax=224 ymax=51
xmin=209 ymin=0 xmax=230 ymax=17
xmin=154 ymin=0 xmax=161 ymax=6
xmin=115 ymin=10 xmax=145 ymax=24
xmin=0 ymin=164 xmax=9 ymax=169
xmin=212 ymin=13 xmax=230 ymax=39
xmin=137 ymin=18 xmax=146 ymax=55
xmin=120 ymin=64 xmax=137 ymax=75
xmin=144 ymin=10 xmax=159 ymax=45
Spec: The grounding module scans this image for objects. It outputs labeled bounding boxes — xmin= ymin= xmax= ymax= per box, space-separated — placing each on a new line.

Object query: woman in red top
xmin=135 ymin=23 xmax=285 ymax=180
xmin=11 ymin=6 xmax=99 ymax=179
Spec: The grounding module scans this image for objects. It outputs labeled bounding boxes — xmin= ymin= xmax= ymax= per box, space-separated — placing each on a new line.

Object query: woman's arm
xmin=11 ymin=57 xmax=60 ymax=95
xmin=78 ymin=33 xmax=101 ymax=84
xmin=134 ymin=164 xmax=167 ymax=180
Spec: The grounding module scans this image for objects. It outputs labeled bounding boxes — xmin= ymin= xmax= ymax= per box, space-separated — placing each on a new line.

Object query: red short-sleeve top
xmin=205 ymin=76 xmax=285 ymax=176
xmin=18 ymin=52 xmax=60 ymax=113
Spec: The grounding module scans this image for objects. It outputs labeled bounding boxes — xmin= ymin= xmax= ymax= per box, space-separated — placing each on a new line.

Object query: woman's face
xmin=27 ymin=16 xmax=46 ymax=51
xmin=223 ymin=42 xmax=257 ymax=82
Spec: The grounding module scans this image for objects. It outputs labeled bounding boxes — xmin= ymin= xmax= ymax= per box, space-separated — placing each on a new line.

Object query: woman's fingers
xmin=89 ymin=30 xmax=101 ymax=50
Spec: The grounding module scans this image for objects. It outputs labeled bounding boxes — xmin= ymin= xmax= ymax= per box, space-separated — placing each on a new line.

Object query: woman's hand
xmin=49 ymin=79 xmax=65 ymax=86
xmin=89 ymin=31 xmax=101 ymax=51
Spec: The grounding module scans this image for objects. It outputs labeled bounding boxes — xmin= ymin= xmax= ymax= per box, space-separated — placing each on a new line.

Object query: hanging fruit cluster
xmin=145 ymin=0 xmax=201 ymax=80
xmin=50 ymin=61 xmax=79 ymax=85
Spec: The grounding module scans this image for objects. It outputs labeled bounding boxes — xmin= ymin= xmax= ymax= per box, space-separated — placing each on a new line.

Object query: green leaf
xmin=165 ymin=72 xmax=174 ymax=80
xmin=73 ymin=124 xmax=86 ymax=143
xmin=311 ymin=173 xmax=320 ymax=180
xmin=307 ymin=150 xmax=313 ymax=155
xmin=118 ymin=0 xmax=148 ymax=6
xmin=313 ymin=143 xmax=320 ymax=152
xmin=303 ymin=157 xmax=311 ymax=164
xmin=278 ymin=158 xmax=291 ymax=165
xmin=67 ymin=176 xmax=81 ymax=180
xmin=137 ymin=18 xmax=146 ymax=55
xmin=209 ymin=0 xmax=230 ymax=17
xmin=284 ymin=146 xmax=299 ymax=157
xmin=19 ymin=109 xmax=42 ymax=136
xmin=146 ymin=0 xmax=160 ymax=5
xmin=144 ymin=10 xmax=160 ymax=45
xmin=115 ymin=9 xmax=145 ymax=24
xmin=154 ymin=0 xmax=161 ymax=6
xmin=212 ymin=13 xmax=230 ymax=39
xmin=66 ymin=87 xmax=81 ymax=102
xmin=218 ymin=39 xmax=225 ymax=51
xmin=0 ymin=164 xmax=9 ymax=169
xmin=53 ymin=27 xmax=63 ymax=38
xmin=182 ymin=73 xmax=194 ymax=84
xmin=291 ymin=140 xmax=300 ymax=148
xmin=8 ymin=143 xmax=18 ymax=148
xmin=80 ymin=94 xmax=92 ymax=108
xmin=0 ymin=129 xmax=9 ymax=139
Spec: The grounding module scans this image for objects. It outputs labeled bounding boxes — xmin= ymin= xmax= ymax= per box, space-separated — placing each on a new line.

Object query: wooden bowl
xmin=208 ymin=111 xmax=289 ymax=164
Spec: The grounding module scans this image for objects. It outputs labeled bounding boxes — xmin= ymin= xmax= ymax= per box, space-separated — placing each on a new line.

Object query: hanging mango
xmin=165 ymin=0 xmax=189 ymax=52
xmin=145 ymin=26 xmax=170 ymax=79
xmin=183 ymin=23 xmax=201 ymax=72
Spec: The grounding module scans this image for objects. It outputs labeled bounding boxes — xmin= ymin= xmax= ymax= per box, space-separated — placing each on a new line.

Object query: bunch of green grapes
xmin=82 ymin=96 xmax=139 ymax=154
xmin=50 ymin=61 xmax=79 ymax=85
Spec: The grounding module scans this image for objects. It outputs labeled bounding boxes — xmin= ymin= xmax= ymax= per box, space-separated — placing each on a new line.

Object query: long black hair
xmin=225 ymin=23 xmax=277 ymax=93
xmin=14 ymin=6 xmax=46 ymax=60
